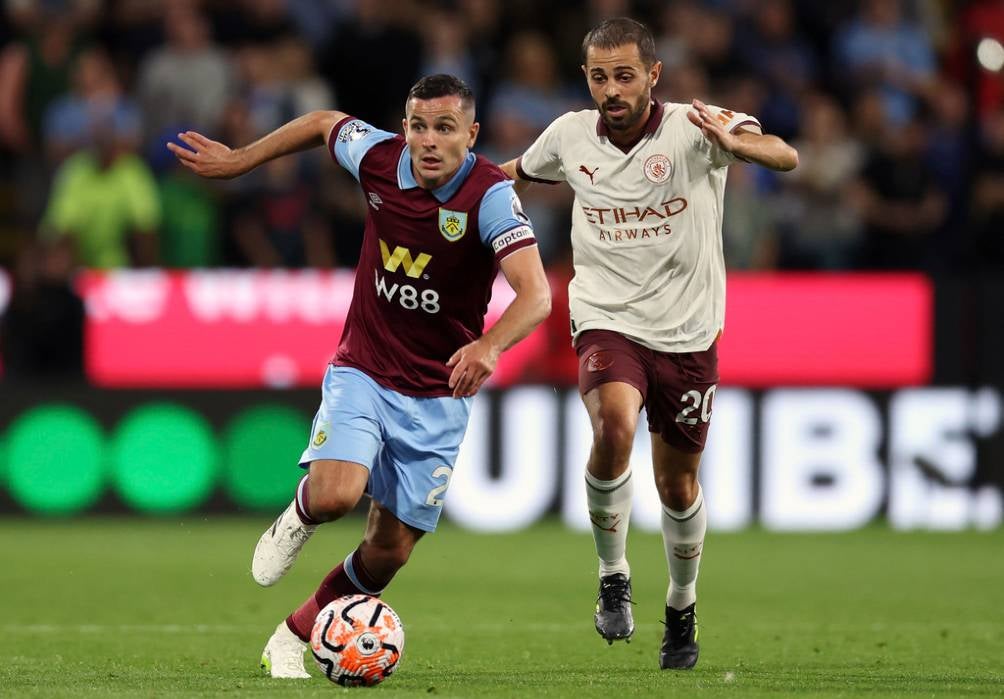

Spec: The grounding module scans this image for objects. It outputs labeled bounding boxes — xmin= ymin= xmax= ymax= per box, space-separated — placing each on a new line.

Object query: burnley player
xmin=168 ymin=75 xmax=550 ymax=679
xmin=500 ymin=19 xmax=797 ymax=669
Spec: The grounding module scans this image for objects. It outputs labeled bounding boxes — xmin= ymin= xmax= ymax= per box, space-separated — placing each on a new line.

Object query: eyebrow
xmin=410 ymin=114 xmax=459 ymax=124
xmin=591 ymin=65 xmax=638 ymax=73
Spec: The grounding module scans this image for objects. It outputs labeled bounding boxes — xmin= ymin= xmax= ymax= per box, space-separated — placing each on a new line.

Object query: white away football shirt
xmin=518 ymin=101 xmax=761 ymax=352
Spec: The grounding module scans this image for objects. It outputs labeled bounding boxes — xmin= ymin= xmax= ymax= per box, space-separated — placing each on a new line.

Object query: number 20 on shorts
xmin=675 ymin=385 xmax=717 ymax=425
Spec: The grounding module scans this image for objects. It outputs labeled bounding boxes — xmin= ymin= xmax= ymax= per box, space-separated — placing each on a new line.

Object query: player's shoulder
xmin=657 ymin=102 xmax=697 ymax=129
xmin=654 ymin=102 xmax=703 ymax=145
xmin=472 ymin=154 xmax=513 ymax=189
xmin=557 ymin=108 xmax=600 ymax=130
xmin=660 ymin=102 xmax=691 ymax=119
xmin=363 ymin=130 xmax=405 ymax=151
xmin=354 ymin=131 xmax=405 ymax=167
xmin=531 ymin=108 xmax=600 ymax=138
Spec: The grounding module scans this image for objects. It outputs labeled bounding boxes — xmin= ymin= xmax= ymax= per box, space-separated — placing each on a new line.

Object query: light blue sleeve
xmin=330 ymin=119 xmax=397 ymax=181
xmin=477 ymin=180 xmax=533 ymax=247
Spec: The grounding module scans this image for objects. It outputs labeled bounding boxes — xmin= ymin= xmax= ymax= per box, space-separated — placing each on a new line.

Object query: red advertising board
xmin=721 ymin=273 xmax=932 ymax=387
xmin=80 ymin=270 xmax=547 ymax=388
xmin=77 ymin=270 xmax=932 ymax=388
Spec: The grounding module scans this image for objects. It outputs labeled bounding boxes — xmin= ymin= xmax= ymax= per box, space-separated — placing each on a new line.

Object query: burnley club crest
xmin=438 ymin=208 xmax=468 ymax=241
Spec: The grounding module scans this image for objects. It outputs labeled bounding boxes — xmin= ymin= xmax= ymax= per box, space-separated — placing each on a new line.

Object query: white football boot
xmin=252 ymin=501 xmax=317 ymax=586
xmin=260 ymin=621 xmax=311 ymax=678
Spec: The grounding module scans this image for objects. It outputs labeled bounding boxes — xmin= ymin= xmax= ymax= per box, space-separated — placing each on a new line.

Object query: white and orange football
xmin=310 ymin=594 xmax=405 ymax=686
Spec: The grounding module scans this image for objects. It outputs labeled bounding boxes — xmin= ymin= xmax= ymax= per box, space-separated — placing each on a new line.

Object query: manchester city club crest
xmin=644 ymin=154 xmax=673 ymax=183
xmin=438 ymin=208 xmax=468 ymax=241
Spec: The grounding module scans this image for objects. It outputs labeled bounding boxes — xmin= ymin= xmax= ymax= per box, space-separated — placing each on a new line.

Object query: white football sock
xmin=661 ymin=484 xmax=707 ymax=610
xmin=585 ymin=468 xmax=633 ymax=578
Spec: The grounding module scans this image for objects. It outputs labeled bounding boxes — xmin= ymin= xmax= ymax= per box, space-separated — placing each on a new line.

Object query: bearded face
xmin=583 ymin=43 xmax=661 ymax=140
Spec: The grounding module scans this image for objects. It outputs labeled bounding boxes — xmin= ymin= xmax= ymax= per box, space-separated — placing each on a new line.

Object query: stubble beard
xmin=601 ymin=93 xmax=650 ymax=132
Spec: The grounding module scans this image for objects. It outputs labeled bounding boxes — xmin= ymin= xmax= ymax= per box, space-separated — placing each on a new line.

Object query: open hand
xmin=687 ymin=99 xmax=739 ymax=154
xmin=166 ymin=131 xmax=247 ymax=179
xmin=446 ymin=338 xmax=500 ymax=398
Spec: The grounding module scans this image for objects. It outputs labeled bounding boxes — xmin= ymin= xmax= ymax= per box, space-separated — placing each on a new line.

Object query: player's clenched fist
xmin=446 ymin=338 xmax=500 ymax=398
xmin=167 ymin=131 xmax=248 ymax=179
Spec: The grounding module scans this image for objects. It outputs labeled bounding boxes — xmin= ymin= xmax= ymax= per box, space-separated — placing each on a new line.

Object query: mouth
xmin=420 ymin=155 xmax=442 ymax=169
xmin=604 ymin=103 xmax=629 ymax=118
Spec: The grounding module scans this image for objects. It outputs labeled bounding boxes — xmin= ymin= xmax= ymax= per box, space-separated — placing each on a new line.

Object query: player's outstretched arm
xmin=166 ymin=110 xmax=348 ymax=179
xmin=446 ymin=246 xmax=551 ymax=398
xmin=687 ymin=99 xmax=798 ymax=172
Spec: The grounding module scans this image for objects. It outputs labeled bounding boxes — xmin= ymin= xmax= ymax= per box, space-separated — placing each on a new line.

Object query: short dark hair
xmin=581 ymin=17 xmax=657 ymax=68
xmin=406 ymin=74 xmax=475 ymax=112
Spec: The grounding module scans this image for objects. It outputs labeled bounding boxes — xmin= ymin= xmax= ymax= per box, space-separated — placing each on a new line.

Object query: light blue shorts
xmin=299 ymin=365 xmax=473 ymax=532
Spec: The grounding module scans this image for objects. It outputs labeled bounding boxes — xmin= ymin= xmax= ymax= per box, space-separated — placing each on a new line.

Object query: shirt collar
xmin=595 ymin=99 xmax=664 ymax=151
xmin=397 ymin=146 xmax=477 ymax=203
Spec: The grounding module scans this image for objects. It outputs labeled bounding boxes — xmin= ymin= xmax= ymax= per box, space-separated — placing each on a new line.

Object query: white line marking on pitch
xmin=2 ymin=624 xmax=258 ymax=634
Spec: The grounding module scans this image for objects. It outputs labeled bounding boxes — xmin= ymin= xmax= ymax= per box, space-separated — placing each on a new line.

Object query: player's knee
xmin=659 ymin=478 xmax=700 ymax=512
xmin=593 ymin=410 xmax=635 ymax=461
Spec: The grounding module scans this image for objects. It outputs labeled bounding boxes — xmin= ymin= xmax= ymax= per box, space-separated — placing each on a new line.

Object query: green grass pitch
xmin=1 ymin=518 xmax=1001 ymax=697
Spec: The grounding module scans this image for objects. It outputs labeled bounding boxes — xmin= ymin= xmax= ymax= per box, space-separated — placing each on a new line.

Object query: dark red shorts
xmin=575 ymin=329 xmax=719 ymax=453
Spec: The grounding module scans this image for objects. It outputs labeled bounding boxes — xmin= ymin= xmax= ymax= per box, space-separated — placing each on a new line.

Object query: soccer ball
xmin=310 ymin=594 xmax=405 ymax=686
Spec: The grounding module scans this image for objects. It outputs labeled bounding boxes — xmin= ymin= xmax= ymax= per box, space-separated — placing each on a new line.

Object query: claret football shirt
xmin=328 ymin=116 xmax=537 ymax=395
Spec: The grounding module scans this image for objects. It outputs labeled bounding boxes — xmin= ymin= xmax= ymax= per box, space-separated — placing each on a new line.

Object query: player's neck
xmin=608 ymin=101 xmax=652 ymax=149
xmin=413 ymin=164 xmax=462 ymax=192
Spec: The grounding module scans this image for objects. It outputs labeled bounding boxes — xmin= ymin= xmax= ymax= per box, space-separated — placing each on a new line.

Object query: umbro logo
xmin=579 ymin=164 xmax=599 ymax=185
xmin=368 ymin=191 xmax=383 ymax=210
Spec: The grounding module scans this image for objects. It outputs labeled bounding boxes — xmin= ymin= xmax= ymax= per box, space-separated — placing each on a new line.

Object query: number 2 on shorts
xmin=425 ymin=466 xmax=453 ymax=507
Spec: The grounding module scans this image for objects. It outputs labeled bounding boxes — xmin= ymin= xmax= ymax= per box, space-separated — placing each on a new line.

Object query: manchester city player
xmin=501 ymin=18 xmax=797 ymax=669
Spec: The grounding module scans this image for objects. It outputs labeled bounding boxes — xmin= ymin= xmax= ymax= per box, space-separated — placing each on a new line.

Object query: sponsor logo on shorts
xmin=313 ymin=430 xmax=327 ymax=447
xmin=586 ymin=351 xmax=614 ymax=372
xmin=643 ymin=154 xmax=673 ymax=183
xmin=491 ymin=225 xmax=534 ymax=254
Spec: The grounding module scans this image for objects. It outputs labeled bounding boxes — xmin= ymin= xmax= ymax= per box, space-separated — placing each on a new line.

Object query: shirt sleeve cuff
xmin=516 ymin=156 xmax=560 ymax=185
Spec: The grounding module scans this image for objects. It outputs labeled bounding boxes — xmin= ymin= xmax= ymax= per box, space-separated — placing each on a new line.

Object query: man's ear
xmin=650 ymin=60 xmax=663 ymax=88
xmin=468 ymin=121 xmax=480 ymax=148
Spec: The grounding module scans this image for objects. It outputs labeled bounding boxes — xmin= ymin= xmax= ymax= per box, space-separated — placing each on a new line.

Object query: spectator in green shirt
xmin=41 ymin=105 xmax=160 ymax=268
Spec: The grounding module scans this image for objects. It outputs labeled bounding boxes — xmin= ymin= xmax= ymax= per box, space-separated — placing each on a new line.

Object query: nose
xmin=421 ymin=131 xmax=437 ymax=150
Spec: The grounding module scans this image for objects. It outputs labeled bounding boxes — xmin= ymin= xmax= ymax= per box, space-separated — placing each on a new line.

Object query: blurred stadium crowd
xmin=0 ymin=0 xmax=1002 ymax=377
